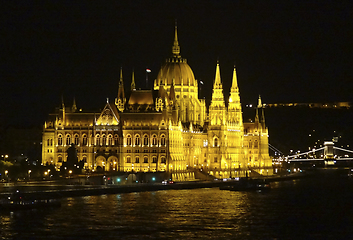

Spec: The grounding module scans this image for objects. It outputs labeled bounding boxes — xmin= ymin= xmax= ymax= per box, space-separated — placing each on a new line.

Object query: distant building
xmin=42 ymin=26 xmax=272 ymax=179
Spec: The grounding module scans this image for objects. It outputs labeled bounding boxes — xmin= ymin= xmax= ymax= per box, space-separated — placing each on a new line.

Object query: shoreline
xmin=0 ymin=172 xmax=315 ymax=200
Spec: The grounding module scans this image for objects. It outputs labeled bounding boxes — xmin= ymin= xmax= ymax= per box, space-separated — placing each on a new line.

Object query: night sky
xmin=1 ymin=1 xmax=352 ymax=152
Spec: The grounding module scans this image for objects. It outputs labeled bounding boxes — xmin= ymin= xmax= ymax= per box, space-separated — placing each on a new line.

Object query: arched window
xmin=152 ymin=156 xmax=157 ymax=163
xmin=114 ymin=134 xmax=119 ymax=145
xmin=254 ymin=140 xmax=258 ymax=148
xmin=47 ymin=139 xmax=50 ymax=146
xmin=143 ymin=135 xmax=149 ymax=146
xmin=50 ymin=139 xmax=53 ymax=146
xmin=82 ymin=134 xmax=87 ymax=146
xmin=152 ymin=134 xmax=158 ymax=146
xmin=214 ymin=138 xmax=218 ymax=147
xmin=95 ymin=134 xmax=100 ymax=146
xmin=74 ymin=134 xmax=79 ymax=145
xmin=108 ymin=135 xmax=113 ymax=145
xmin=249 ymin=140 xmax=252 ymax=149
xmin=126 ymin=156 xmax=131 ymax=163
xmin=66 ymin=134 xmax=71 ymax=145
xmin=126 ymin=135 xmax=132 ymax=146
xmin=144 ymin=156 xmax=148 ymax=163
xmin=58 ymin=156 xmax=62 ymax=162
xmin=58 ymin=134 xmax=63 ymax=146
xmin=161 ymin=134 xmax=166 ymax=146
xmin=161 ymin=156 xmax=166 ymax=164
xmin=135 ymin=135 xmax=140 ymax=146
xmin=102 ymin=135 xmax=106 ymax=146
xmin=135 ymin=156 xmax=140 ymax=163
xmin=82 ymin=156 xmax=87 ymax=162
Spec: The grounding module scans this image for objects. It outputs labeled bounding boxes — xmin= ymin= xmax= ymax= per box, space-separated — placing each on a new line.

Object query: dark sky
xmin=1 ymin=1 xmax=352 ymax=128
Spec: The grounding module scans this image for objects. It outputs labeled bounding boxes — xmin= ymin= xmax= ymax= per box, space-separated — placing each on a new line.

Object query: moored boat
xmin=0 ymin=190 xmax=61 ymax=211
xmin=219 ymin=178 xmax=271 ymax=191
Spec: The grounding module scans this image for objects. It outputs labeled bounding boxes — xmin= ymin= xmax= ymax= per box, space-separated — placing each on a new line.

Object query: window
xmin=108 ymin=135 xmax=113 ymax=145
xmin=161 ymin=157 xmax=166 ymax=164
xmin=214 ymin=138 xmax=218 ymax=147
xmin=143 ymin=149 xmax=149 ymax=153
xmin=135 ymin=156 xmax=140 ymax=163
xmin=152 ymin=156 xmax=157 ymax=163
xmin=95 ymin=134 xmax=100 ymax=145
xmin=214 ymin=157 xmax=218 ymax=163
xmin=249 ymin=141 xmax=252 ymax=149
xmin=143 ymin=135 xmax=149 ymax=146
xmin=127 ymin=149 xmax=131 ymax=153
xmin=74 ymin=134 xmax=79 ymax=145
xmin=114 ymin=134 xmax=119 ymax=145
xmin=102 ymin=135 xmax=106 ymax=146
xmin=126 ymin=135 xmax=132 ymax=146
xmin=47 ymin=139 xmax=50 ymax=146
xmin=59 ymin=136 xmax=66 ymax=147
xmin=126 ymin=156 xmax=131 ymax=163
xmin=82 ymin=134 xmax=87 ymax=146
xmin=135 ymin=135 xmax=140 ymax=146
xmin=254 ymin=140 xmax=258 ymax=148
xmin=144 ymin=157 xmax=148 ymax=163
xmin=161 ymin=134 xmax=166 ymax=146
xmin=50 ymin=139 xmax=53 ymax=146
xmin=152 ymin=134 xmax=157 ymax=146
xmin=58 ymin=156 xmax=62 ymax=162
xmin=66 ymin=134 xmax=71 ymax=145
xmin=82 ymin=156 xmax=87 ymax=162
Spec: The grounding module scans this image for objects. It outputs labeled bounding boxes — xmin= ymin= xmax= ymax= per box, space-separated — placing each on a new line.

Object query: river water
xmin=1 ymin=172 xmax=353 ymax=239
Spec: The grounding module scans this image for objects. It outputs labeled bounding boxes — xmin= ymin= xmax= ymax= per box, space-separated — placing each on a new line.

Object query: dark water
xmin=2 ymin=174 xmax=353 ymax=239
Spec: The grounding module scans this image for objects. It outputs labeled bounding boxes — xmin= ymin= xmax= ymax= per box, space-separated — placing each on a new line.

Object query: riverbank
xmin=0 ymin=171 xmax=318 ymax=200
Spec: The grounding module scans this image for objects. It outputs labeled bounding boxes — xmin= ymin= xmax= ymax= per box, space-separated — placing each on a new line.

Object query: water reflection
xmin=1 ymin=178 xmax=353 ymax=239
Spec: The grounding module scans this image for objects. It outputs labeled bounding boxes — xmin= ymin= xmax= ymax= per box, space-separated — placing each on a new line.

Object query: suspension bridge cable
xmin=333 ymin=146 xmax=353 ymax=154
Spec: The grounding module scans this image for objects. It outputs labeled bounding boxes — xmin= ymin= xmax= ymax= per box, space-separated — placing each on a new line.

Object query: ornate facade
xmin=42 ymin=26 xmax=272 ymax=179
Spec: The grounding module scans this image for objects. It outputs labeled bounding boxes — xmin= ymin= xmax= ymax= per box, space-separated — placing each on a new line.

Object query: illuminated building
xmin=42 ymin=26 xmax=272 ymax=179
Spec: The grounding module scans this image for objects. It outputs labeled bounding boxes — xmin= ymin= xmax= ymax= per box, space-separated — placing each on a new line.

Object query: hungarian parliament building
xmin=42 ymin=26 xmax=272 ymax=180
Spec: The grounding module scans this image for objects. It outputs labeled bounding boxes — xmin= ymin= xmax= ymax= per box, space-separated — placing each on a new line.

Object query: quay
xmin=0 ymin=171 xmax=318 ymax=200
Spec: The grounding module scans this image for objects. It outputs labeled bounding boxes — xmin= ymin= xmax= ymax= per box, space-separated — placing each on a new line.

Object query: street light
xmin=5 ymin=170 xmax=8 ymax=182
xmin=28 ymin=170 xmax=31 ymax=180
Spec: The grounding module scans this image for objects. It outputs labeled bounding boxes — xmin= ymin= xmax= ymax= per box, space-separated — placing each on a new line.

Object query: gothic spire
xmin=131 ymin=69 xmax=136 ymax=91
xmin=228 ymin=66 xmax=241 ymax=106
xmin=172 ymin=21 xmax=180 ymax=57
xmin=210 ymin=61 xmax=225 ymax=106
xmin=117 ymin=67 xmax=125 ymax=100
xmin=258 ymin=95 xmax=266 ymax=126
xmin=72 ymin=97 xmax=77 ymax=112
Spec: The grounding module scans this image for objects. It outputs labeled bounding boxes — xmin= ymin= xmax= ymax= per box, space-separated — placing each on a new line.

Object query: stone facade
xmin=42 ymin=26 xmax=272 ymax=178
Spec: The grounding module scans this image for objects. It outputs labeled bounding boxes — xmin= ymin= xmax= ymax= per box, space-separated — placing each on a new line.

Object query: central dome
xmin=155 ymin=25 xmax=197 ymax=87
xmin=157 ymin=58 xmax=196 ymax=86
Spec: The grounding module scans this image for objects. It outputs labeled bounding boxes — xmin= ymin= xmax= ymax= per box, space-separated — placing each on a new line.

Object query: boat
xmin=219 ymin=178 xmax=271 ymax=191
xmin=0 ymin=190 xmax=61 ymax=211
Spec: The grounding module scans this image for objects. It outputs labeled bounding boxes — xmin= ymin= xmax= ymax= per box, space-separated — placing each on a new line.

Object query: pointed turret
xmin=258 ymin=95 xmax=266 ymax=128
xmin=72 ymin=97 xmax=77 ymax=112
xmin=131 ymin=70 xmax=136 ymax=91
xmin=228 ymin=66 xmax=243 ymax=125
xmin=210 ymin=61 xmax=225 ymax=107
xmin=169 ymin=80 xmax=176 ymax=102
xmin=257 ymin=95 xmax=262 ymax=108
xmin=209 ymin=61 xmax=226 ymax=125
xmin=117 ymin=68 xmax=125 ymax=100
xmin=115 ymin=67 xmax=126 ymax=112
xmin=172 ymin=21 xmax=180 ymax=57
xmin=61 ymin=95 xmax=66 ymax=124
